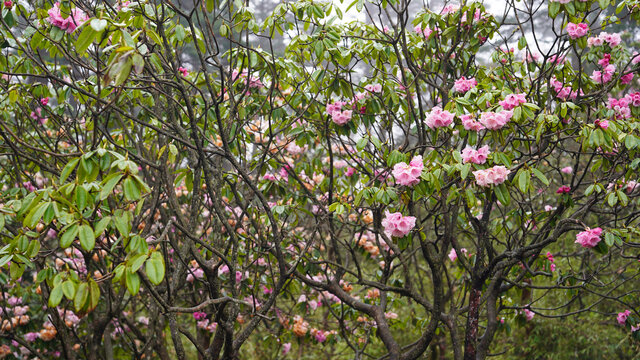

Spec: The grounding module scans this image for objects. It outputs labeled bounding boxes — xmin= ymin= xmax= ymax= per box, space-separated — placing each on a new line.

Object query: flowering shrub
xmin=0 ymin=0 xmax=638 ymax=359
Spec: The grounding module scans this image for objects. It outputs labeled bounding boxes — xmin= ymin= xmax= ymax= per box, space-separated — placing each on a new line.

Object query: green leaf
xmin=10 ymin=263 xmax=25 ymax=280
xmin=0 ymin=254 xmax=12 ymax=268
xmin=146 ymin=252 xmax=165 ymax=285
xmin=593 ymin=241 xmax=608 ymax=255
xmin=94 ymin=216 xmax=111 ymax=237
xmin=494 ymin=183 xmax=511 ymax=206
xmin=88 ymin=278 xmax=100 ymax=312
xmin=74 ymin=282 xmax=89 ymax=312
xmin=531 ymin=168 xmax=549 ymax=186
xmin=517 ymin=170 xmax=530 ymax=193
xmin=62 ymin=280 xmax=77 ymax=300
xmin=78 ymin=224 xmax=95 ymax=252
xmin=123 ymin=177 xmax=141 ymax=201
xmin=128 ymin=253 xmax=148 ymax=272
xmin=75 ymin=186 xmax=88 ymax=211
xmin=24 ymin=202 xmax=49 ymax=229
xmin=125 ymin=270 xmax=141 ymax=296
xmin=99 ymin=173 xmax=124 ymax=200
xmin=48 ymin=285 xmax=64 ymax=308
xmin=548 ymin=1 xmax=560 ymax=18
xmin=76 ymin=26 xmax=97 ymax=53
xmin=60 ymin=223 xmax=79 ymax=248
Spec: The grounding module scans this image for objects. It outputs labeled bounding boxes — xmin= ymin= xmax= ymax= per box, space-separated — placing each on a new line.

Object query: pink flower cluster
xmin=448 ymin=248 xmax=468 ymax=261
xmin=546 ymin=252 xmax=556 ymax=272
xmin=594 ymin=119 xmax=609 ymax=130
xmin=472 ymin=166 xmax=510 ymax=187
xmin=550 ymin=77 xmax=581 ymax=101
xmin=618 ymin=310 xmax=631 ymax=325
xmin=591 ymin=64 xmax=616 ymax=84
xmin=461 ymin=145 xmax=490 ymax=164
xmin=499 ymin=93 xmax=526 ymax=110
xmin=523 ymin=309 xmax=535 ymax=321
xmin=454 ymin=76 xmax=477 ymax=93
xmin=461 ymin=114 xmax=485 ymax=131
xmin=607 ymin=97 xmax=632 ymax=119
xmin=365 ymin=83 xmax=383 ymax=93
xmin=414 ymin=25 xmax=437 ymax=39
xmin=587 ymin=32 xmax=622 ymax=47
xmin=426 ymin=107 xmax=455 ymax=129
xmin=566 ymin=22 xmax=588 ymax=39
xmin=392 ymin=155 xmax=424 ymax=186
xmin=326 ymin=101 xmax=352 ymax=126
xmin=231 ymin=69 xmax=264 ymax=88
xmin=575 ymin=227 xmax=602 ymax=248
xmin=382 ymin=211 xmax=416 ymax=238
xmin=556 ymin=185 xmax=570 ymax=194
xmin=479 ymin=110 xmax=513 ymax=130
xmin=46 ymin=2 xmax=89 ymax=34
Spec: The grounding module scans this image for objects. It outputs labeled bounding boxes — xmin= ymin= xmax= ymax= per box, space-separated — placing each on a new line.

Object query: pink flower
xmin=392 ymin=155 xmax=423 ymax=186
xmin=381 ymin=211 xmax=416 ymax=238
xmin=40 ymin=97 xmax=49 ymax=106
xmin=575 ymin=227 xmax=603 ymax=248
xmin=426 ymin=107 xmax=454 ymax=129
xmin=345 ymin=167 xmax=356 ymax=177
xmin=24 ymin=332 xmax=39 ymax=342
xmin=561 ymin=166 xmax=573 ymax=174
xmin=314 ymin=330 xmax=327 ymax=343
xmin=566 ymin=22 xmax=589 ymax=39
xmin=282 ymin=343 xmax=292 ymax=355
xmin=617 ymin=310 xmax=631 ymax=325
xmin=193 ymin=312 xmax=207 ymax=320
xmin=177 ymin=67 xmax=189 ymax=77
xmin=448 ymin=248 xmax=468 ymax=261
xmin=498 ymin=93 xmax=526 ymax=110
xmin=460 ymin=114 xmax=485 ymax=131
xmin=588 ymin=32 xmax=622 ymax=47
xmin=479 ymin=110 xmax=512 ymax=130
xmin=454 ymin=76 xmax=477 ymax=93
xmin=461 ymin=145 xmax=490 ymax=164
xmin=473 ymin=166 xmax=511 ymax=187
xmin=595 ymin=119 xmax=609 ymax=130
xmin=523 ymin=309 xmax=535 ymax=321
xmin=556 ymin=185 xmax=570 ymax=194
xmin=331 ymin=110 xmax=352 ymax=125
xmin=46 ymin=2 xmax=89 ymax=34
xmin=364 ymin=83 xmax=383 ymax=93
xmin=591 ymin=65 xmax=616 ymax=84
xmin=621 ymin=73 xmax=634 ymax=84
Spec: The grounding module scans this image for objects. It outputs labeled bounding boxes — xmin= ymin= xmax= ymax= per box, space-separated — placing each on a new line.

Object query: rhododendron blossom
xmin=382 ymin=211 xmax=416 ymax=238
xmin=460 ymin=114 xmax=485 ymax=131
xmin=566 ymin=22 xmax=588 ymax=39
xmin=454 ymin=76 xmax=477 ymax=93
xmin=575 ymin=227 xmax=603 ymax=248
xmin=479 ymin=110 xmax=512 ymax=130
xmin=591 ymin=64 xmax=616 ymax=84
xmin=461 ymin=145 xmax=490 ymax=164
xmin=498 ymin=93 xmax=526 ymax=110
xmin=426 ymin=107 xmax=454 ymax=128
xmin=473 ymin=166 xmax=511 ymax=187
xmin=392 ymin=155 xmax=424 ymax=186
xmin=588 ymin=32 xmax=622 ymax=47
xmin=46 ymin=2 xmax=89 ymax=34
xmin=331 ymin=110 xmax=353 ymax=125
xmin=448 ymin=248 xmax=468 ymax=261
xmin=618 ymin=310 xmax=631 ymax=325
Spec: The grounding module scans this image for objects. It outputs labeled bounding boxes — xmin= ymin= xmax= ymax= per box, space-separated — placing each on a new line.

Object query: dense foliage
xmin=0 ymin=0 xmax=639 ymax=359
